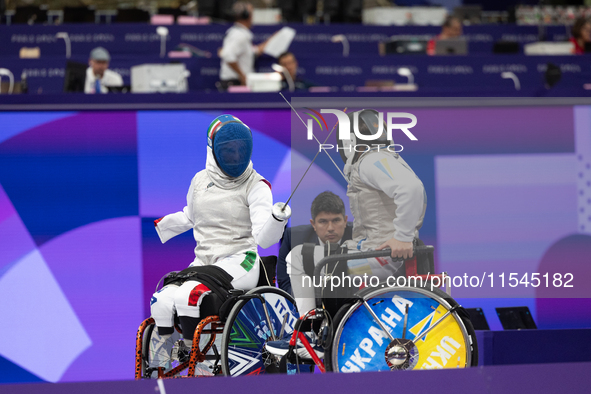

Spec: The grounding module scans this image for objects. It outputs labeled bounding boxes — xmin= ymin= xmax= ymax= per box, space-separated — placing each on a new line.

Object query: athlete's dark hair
xmin=311 ymin=191 xmax=346 ymax=220
xmin=572 ymin=17 xmax=590 ymax=39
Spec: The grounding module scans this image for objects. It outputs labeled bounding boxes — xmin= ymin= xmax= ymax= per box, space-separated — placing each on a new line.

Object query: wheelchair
xmin=134 ymin=256 xmax=299 ymax=379
xmin=276 ymin=245 xmax=478 ymax=373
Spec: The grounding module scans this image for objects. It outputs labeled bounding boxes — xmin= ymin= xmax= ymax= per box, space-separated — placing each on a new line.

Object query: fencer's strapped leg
xmin=179 ymin=316 xmax=201 ymax=342
xmin=158 ymin=326 xmax=174 ymax=336
xmin=149 ymin=331 xmax=173 ymax=369
xmin=179 ymin=293 xmax=224 ymax=341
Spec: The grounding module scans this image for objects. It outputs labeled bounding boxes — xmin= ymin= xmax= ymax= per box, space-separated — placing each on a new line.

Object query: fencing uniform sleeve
xmin=287 ymin=246 xmax=315 ymax=316
xmin=155 ymin=176 xmax=196 ymax=243
xmin=289 ymin=244 xmax=329 ymax=316
xmin=247 ymin=180 xmax=287 ymax=248
xmin=358 ymin=152 xmax=425 ymax=242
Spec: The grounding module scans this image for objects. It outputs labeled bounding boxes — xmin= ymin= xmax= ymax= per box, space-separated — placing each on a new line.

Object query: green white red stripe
xmin=208 ymin=119 xmax=223 ymax=140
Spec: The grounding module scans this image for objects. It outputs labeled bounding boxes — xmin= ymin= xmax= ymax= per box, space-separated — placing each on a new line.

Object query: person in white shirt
xmin=219 ymin=2 xmax=267 ymax=89
xmin=84 ymin=47 xmax=123 ymax=94
xmin=148 ymin=114 xmax=291 ymax=370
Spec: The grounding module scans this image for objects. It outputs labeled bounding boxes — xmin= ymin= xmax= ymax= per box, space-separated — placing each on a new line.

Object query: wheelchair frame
xmin=135 ymin=315 xmax=225 ymax=379
xmin=135 ymin=286 xmax=298 ymax=379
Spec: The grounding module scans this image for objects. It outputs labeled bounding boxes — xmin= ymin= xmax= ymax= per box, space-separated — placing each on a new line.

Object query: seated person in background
xmin=84 ymin=47 xmax=123 ymax=94
xmin=427 ymin=15 xmax=463 ymax=56
xmin=277 ymin=52 xmax=316 ymax=91
xmin=570 ymin=17 xmax=591 ymax=55
xmin=277 ymin=191 xmax=352 ymax=295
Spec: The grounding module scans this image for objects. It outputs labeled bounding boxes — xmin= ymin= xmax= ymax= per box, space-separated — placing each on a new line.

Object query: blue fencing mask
xmin=207 ymin=115 xmax=253 ymax=178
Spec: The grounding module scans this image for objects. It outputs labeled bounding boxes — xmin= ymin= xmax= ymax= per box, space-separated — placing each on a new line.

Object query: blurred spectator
xmin=427 ymin=15 xmax=463 ymax=56
xmin=84 ymin=47 xmax=123 ymax=94
xmin=277 ymin=52 xmax=316 ymax=91
xmin=570 ymin=17 xmax=591 ymax=55
xmin=219 ymin=1 xmax=267 ymax=89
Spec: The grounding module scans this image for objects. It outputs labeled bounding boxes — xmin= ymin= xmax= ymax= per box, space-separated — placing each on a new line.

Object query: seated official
xmin=427 ymin=16 xmax=463 ymax=56
xmin=277 ymin=52 xmax=316 ymax=91
xmin=84 ymin=47 xmax=123 ymax=94
xmin=277 ymin=191 xmax=352 ymax=295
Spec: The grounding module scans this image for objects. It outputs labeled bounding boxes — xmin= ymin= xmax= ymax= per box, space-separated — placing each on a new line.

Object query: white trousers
xmin=151 ymin=252 xmax=260 ymax=329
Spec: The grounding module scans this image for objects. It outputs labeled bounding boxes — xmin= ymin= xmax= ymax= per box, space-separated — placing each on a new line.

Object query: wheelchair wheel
xmin=325 ymin=285 xmax=477 ymax=372
xmin=136 ymin=318 xmax=182 ymax=379
xmin=220 ymin=286 xmax=299 ymax=376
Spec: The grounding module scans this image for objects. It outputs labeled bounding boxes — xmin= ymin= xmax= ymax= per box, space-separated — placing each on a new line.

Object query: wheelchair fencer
xmin=135 ymin=255 xmax=300 ymax=379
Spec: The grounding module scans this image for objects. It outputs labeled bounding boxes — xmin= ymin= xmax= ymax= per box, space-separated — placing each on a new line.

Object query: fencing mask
xmin=337 ymin=109 xmax=391 ymax=164
xmin=207 ymin=114 xmax=253 ymax=178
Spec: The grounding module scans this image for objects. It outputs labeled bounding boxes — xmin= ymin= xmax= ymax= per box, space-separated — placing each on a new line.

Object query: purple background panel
xmin=404 ymin=107 xmax=575 ymax=155
xmin=535 ymin=234 xmax=591 ymax=299
xmin=536 ymin=298 xmax=591 ymax=329
xmin=0 ymin=112 xmax=73 ymax=145
xmin=39 ymin=217 xmax=143 ymax=382
xmin=0 ymin=250 xmax=90 ymax=383
xmin=435 ymin=153 xmax=579 ymax=299
xmin=0 ymin=184 xmax=36 ymax=275
xmin=0 ymin=112 xmax=139 ymax=247
xmin=0 ymin=112 xmax=137 ymax=156
xmin=137 ymin=110 xmax=210 ymax=218
xmin=228 ymin=110 xmax=291 ymax=147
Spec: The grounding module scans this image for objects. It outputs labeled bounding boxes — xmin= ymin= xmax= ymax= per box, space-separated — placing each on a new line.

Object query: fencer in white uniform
xmin=288 ymin=109 xmax=426 ymax=317
xmin=149 ymin=114 xmax=290 ymax=368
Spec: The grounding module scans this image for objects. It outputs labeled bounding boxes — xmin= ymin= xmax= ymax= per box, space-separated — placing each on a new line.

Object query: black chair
xmin=196 ymin=0 xmax=217 ymax=18
xmin=63 ymin=61 xmax=87 ymax=93
xmin=116 ymin=8 xmax=150 ymax=23
xmin=279 ymin=0 xmax=316 ymax=23
xmin=493 ymin=41 xmax=520 ymax=54
xmin=63 ymin=7 xmax=95 ymax=23
xmin=13 ymin=6 xmax=47 ymax=24
xmin=0 ymin=0 xmax=6 ymax=24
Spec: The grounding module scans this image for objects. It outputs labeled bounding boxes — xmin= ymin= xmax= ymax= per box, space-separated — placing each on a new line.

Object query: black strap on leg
xmin=157 ymin=326 xmax=175 ymax=336
xmin=301 ymin=243 xmax=316 ymax=278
